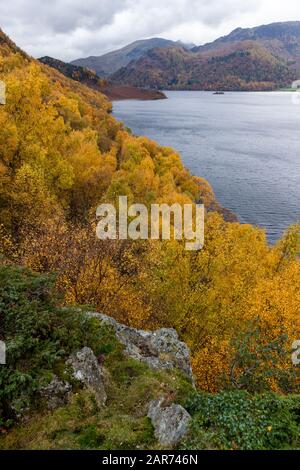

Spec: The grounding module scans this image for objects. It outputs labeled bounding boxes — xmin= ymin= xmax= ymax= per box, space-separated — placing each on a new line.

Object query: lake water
xmin=113 ymin=91 xmax=300 ymax=244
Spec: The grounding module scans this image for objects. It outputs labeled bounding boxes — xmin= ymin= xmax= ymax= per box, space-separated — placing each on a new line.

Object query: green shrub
xmin=226 ymin=319 xmax=298 ymax=394
xmin=183 ymin=391 xmax=300 ymax=450
xmin=0 ymin=264 xmax=118 ymax=426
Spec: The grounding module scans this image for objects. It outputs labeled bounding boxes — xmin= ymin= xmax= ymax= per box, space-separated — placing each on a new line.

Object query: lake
xmin=113 ymin=91 xmax=300 ymax=244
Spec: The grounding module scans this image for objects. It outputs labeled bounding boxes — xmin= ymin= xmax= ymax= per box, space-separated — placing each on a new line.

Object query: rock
xmin=148 ymin=399 xmax=191 ymax=447
xmin=87 ymin=312 xmax=194 ymax=384
xmin=39 ymin=375 xmax=71 ymax=410
xmin=66 ymin=347 xmax=107 ymax=407
xmin=10 ymin=398 xmax=31 ymax=421
xmin=148 ymin=328 xmax=194 ymax=381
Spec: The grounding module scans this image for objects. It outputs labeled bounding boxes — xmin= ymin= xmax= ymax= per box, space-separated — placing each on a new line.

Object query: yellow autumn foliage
xmin=0 ymin=34 xmax=299 ymax=393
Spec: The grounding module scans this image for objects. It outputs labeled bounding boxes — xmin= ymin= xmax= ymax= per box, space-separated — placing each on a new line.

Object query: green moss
xmin=0 ymin=264 xmax=194 ymax=450
xmin=0 ymin=362 xmax=192 ymax=450
xmin=0 ymin=265 xmax=121 ymax=427
xmin=0 ymin=346 xmax=193 ymax=450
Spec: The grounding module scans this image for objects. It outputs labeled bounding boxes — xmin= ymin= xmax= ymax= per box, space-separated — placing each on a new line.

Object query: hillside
xmin=194 ymin=21 xmax=300 ymax=72
xmin=111 ymin=42 xmax=296 ymax=91
xmin=1 ymin=27 xmax=300 ymax=450
xmin=0 ymin=28 xmax=28 ymax=58
xmin=39 ymin=56 xmax=166 ymax=101
xmin=71 ymin=38 xmax=179 ymax=76
xmin=96 ymin=21 xmax=299 ymax=91
xmin=39 ymin=56 xmax=105 ymax=88
xmin=0 ymin=265 xmax=194 ymax=449
xmin=1 ymin=266 xmax=300 ymax=451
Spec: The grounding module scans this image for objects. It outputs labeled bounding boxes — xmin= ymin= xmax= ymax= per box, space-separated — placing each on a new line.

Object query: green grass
xmin=0 ymin=356 xmax=193 ymax=450
xmin=0 ymin=264 xmax=193 ymax=450
xmin=2 ymin=265 xmax=300 ymax=451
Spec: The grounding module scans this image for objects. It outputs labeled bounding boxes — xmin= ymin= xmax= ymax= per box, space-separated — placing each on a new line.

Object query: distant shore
xmin=103 ymin=85 xmax=167 ymax=101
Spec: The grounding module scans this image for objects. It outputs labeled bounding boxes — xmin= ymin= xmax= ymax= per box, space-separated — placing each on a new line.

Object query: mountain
xmin=111 ymin=41 xmax=296 ymax=91
xmin=99 ymin=22 xmax=300 ymax=91
xmin=194 ymin=21 xmax=300 ymax=72
xmin=39 ymin=56 xmax=166 ymax=101
xmin=177 ymin=40 xmax=197 ymax=50
xmin=39 ymin=56 xmax=104 ymax=88
xmin=55 ymin=22 xmax=300 ymax=91
xmin=71 ymin=38 xmax=186 ymax=76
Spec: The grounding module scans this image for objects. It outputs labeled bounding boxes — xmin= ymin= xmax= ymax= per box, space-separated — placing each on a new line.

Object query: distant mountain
xmin=177 ymin=40 xmax=196 ymax=50
xmin=66 ymin=22 xmax=300 ymax=92
xmin=194 ymin=21 xmax=300 ymax=71
xmin=39 ymin=56 xmax=166 ymax=101
xmin=111 ymin=41 xmax=296 ymax=91
xmin=71 ymin=38 xmax=188 ymax=76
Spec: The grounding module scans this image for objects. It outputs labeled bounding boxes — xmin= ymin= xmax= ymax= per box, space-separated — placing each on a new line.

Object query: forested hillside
xmin=111 ymin=42 xmax=296 ymax=91
xmin=194 ymin=21 xmax=300 ymax=72
xmin=39 ymin=56 xmax=166 ymax=101
xmin=39 ymin=56 xmax=105 ymax=88
xmin=1 ymin=24 xmax=300 ymax=435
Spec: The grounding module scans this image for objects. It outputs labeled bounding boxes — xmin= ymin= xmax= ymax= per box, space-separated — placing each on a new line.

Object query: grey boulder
xmin=87 ymin=312 xmax=194 ymax=384
xmin=39 ymin=375 xmax=71 ymax=410
xmin=148 ymin=399 xmax=191 ymax=447
xmin=66 ymin=347 xmax=107 ymax=407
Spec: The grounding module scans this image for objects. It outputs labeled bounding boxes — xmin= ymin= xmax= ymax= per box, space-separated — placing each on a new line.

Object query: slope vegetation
xmin=194 ymin=21 xmax=300 ymax=72
xmin=111 ymin=42 xmax=296 ymax=91
xmin=0 ymin=27 xmax=300 ymax=402
xmin=39 ymin=56 xmax=166 ymax=101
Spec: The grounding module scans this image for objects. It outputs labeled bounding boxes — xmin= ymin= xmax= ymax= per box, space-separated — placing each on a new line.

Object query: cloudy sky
xmin=1 ymin=0 xmax=300 ymax=61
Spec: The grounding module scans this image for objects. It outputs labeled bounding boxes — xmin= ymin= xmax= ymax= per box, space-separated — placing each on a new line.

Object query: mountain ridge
xmin=111 ymin=41 xmax=296 ymax=91
xmin=193 ymin=21 xmax=300 ymax=72
xmin=71 ymin=21 xmax=300 ymax=91
xmin=71 ymin=38 xmax=184 ymax=76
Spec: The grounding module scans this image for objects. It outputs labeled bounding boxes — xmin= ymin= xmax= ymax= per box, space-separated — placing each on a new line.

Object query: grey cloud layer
xmin=0 ymin=0 xmax=299 ymax=61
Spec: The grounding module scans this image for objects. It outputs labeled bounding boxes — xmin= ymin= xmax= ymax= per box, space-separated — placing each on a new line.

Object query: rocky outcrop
xmin=148 ymin=399 xmax=191 ymax=447
xmin=36 ymin=315 xmax=194 ymax=424
xmin=87 ymin=313 xmax=194 ymax=383
xmin=66 ymin=347 xmax=107 ymax=407
xmin=39 ymin=376 xmax=72 ymax=410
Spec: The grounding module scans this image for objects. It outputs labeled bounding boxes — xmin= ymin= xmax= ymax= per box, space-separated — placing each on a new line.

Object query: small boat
xmin=213 ymin=91 xmax=225 ymax=95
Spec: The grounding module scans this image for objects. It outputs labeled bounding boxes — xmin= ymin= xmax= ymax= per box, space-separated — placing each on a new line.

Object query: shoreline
xmin=100 ymin=84 xmax=167 ymax=101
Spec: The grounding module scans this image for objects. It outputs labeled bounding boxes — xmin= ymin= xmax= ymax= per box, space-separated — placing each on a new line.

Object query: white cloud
xmin=1 ymin=0 xmax=300 ymax=61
